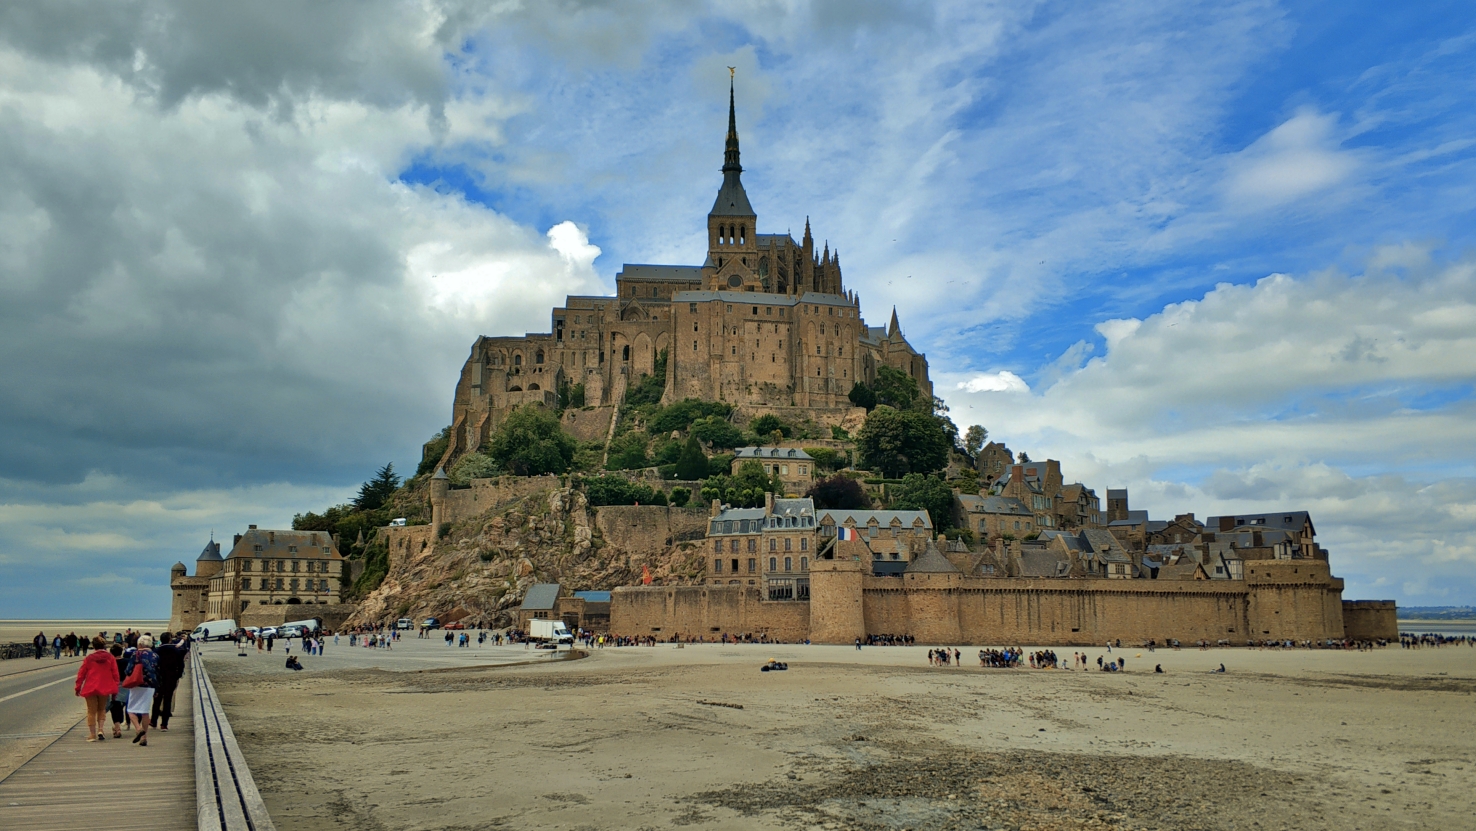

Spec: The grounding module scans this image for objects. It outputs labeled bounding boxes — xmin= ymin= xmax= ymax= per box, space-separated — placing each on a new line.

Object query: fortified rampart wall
xmin=611 ymin=585 xmax=810 ymax=641
xmin=1342 ymin=599 xmax=1399 ymax=641
xmin=612 ymin=559 xmax=1349 ymax=646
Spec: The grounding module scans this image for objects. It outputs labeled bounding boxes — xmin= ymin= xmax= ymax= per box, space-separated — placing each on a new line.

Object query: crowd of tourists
xmin=866 ymin=634 xmax=914 ymax=646
xmin=71 ymin=631 xmax=189 ymax=747
xmin=32 ymin=628 xmax=154 ymax=660
xmin=1401 ymin=632 xmax=1473 ymax=648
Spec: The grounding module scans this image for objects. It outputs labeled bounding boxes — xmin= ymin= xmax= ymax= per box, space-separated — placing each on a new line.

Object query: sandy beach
xmin=204 ymin=639 xmax=1476 ymax=830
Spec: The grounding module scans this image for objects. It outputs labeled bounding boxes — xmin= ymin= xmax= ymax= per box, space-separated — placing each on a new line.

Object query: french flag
xmin=837 ymin=527 xmax=856 ymax=541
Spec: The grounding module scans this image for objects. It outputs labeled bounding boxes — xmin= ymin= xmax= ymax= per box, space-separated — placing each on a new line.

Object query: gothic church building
xmin=441 ymin=82 xmax=930 ymax=464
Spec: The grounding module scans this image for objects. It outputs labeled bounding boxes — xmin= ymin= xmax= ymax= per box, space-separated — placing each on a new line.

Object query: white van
xmin=396 ymin=618 xmax=414 ymax=630
xmin=280 ymin=618 xmax=321 ymax=638
xmin=192 ymin=619 xmax=238 ymax=642
xmin=389 ymin=518 xmax=407 ymax=527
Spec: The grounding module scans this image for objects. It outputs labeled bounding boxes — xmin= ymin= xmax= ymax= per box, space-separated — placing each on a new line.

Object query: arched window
xmin=513 ymin=354 xmax=522 ymax=366
xmin=535 ymin=350 xmax=544 ymax=364
xmin=622 ymin=345 xmax=630 ymax=361
xmin=528 ymin=383 xmax=540 ymax=390
xmin=739 ymin=225 xmax=746 ymax=245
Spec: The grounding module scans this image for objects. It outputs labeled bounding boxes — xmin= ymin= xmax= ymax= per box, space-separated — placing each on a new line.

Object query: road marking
xmin=0 ymin=732 xmax=67 ymax=740
xmin=0 ymin=676 xmax=71 ymax=704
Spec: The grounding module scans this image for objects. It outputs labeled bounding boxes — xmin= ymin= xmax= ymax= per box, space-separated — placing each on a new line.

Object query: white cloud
xmin=942 ymin=251 xmax=1476 ymax=603
xmin=1224 ymin=108 xmax=1360 ymax=207
xmin=956 ymin=371 xmax=1030 ymax=393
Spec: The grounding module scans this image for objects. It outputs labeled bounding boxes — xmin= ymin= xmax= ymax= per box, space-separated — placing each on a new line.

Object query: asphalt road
xmin=0 ymin=659 xmax=88 ymax=779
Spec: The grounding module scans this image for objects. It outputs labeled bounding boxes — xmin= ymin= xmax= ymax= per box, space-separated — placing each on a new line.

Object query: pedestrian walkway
xmin=0 ymin=655 xmax=81 ymax=680
xmin=0 ymin=666 xmax=196 ymax=831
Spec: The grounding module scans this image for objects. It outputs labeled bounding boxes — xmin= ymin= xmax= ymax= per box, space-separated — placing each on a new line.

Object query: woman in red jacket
xmin=74 ymin=636 xmax=120 ymax=742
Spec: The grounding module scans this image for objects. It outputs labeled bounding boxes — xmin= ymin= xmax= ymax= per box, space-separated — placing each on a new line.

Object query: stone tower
xmin=429 ymin=467 xmax=449 ymax=529
xmin=704 ymin=74 xmax=759 ymax=291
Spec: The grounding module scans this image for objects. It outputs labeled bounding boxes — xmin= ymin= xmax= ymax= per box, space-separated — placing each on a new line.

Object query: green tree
xmin=964 ymin=425 xmax=988 ymax=456
xmin=805 ymin=474 xmax=870 ymax=509
xmin=690 ymin=415 xmax=744 ymax=449
xmin=582 ymin=475 xmax=661 ymax=506
xmin=674 ymin=436 xmax=709 ymax=480
xmin=354 ymin=463 xmax=400 ymax=511
xmin=417 ymin=427 xmax=451 ymax=476
xmin=890 ymin=473 xmax=956 ymax=531
xmin=624 ymin=348 xmax=669 ymax=406
xmin=669 ymin=486 xmax=691 ymax=508
xmin=485 ymin=405 xmax=576 ymax=475
xmin=557 ymin=380 xmax=585 ymax=410
xmin=856 ymin=407 xmax=950 ymax=478
xmin=448 ymin=451 xmax=499 ymax=485
xmin=847 ymin=381 xmax=877 ymax=411
xmin=803 ymin=447 xmax=847 ymax=472
xmin=647 ymin=399 xmax=732 ymax=434
xmin=871 ymin=366 xmax=920 ymax=410
xmin=748 ymin=414 xmax=791 ymax=441
xmin=605 ymin=430 xmax=650 ymax=470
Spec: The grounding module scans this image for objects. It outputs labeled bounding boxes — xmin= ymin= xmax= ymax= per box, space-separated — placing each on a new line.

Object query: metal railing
xmin=191 ymin=648 xmax=277 ymax=831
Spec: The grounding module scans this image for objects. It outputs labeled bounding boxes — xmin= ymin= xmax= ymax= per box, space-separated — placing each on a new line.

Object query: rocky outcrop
xmin=347 ymin=483 xmax=709 ymax=629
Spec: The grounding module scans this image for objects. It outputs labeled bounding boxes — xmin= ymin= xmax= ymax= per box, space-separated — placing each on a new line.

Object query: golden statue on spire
xmin=728 ymin=66 xmax=736 ymax=78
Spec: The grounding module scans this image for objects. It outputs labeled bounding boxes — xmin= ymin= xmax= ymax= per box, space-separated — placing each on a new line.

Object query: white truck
xmin=528 ymin=618 xmax=574 ymax=646
xmin=192 ymin=619 xmax=238 ymax=642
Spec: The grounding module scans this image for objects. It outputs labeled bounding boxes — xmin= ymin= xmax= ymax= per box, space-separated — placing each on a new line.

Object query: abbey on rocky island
xmin=438 ymin=80 xmax=930 ymax=466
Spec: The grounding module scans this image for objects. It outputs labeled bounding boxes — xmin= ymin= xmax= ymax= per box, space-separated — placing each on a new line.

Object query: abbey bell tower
xmin=705 ymin=71 xmax=760 ymax=290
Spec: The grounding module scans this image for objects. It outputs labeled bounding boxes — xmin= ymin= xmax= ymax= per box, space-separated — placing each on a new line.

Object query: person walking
xmin=74 ymin=637 xmax=120 ymax=742
xmin=108 ymin=644 xmax=128 ymax=738
xmin=33 ymin=631 xmax=46 ymax=660
xmin=122 ymin=636 xmax=160 ymax=746
xmin=151 ymin=635 xmax=187 ymax=731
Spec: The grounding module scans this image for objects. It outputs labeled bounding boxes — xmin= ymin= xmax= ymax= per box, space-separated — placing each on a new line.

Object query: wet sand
xmin=0 ymin=619 xmax=170 ymax=645
xmin=208 ymin=641 xmax=1476 ymax=830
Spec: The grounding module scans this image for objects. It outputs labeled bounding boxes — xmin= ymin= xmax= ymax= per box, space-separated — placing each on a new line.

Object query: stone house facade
xmin=732 ymin=446 xmax=814 ymax=494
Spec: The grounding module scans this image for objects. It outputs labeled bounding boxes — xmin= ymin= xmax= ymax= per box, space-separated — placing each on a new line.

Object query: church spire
xmin=723 ymin=73 xmax=741 ymax=174
xmin=709 ymin=68 xmax=755 ymax=219
xmin=888 ymin=306 xmax=901 ymax=337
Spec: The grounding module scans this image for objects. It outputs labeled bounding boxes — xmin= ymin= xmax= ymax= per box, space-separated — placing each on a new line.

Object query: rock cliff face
xmin=348 ymin=482 xmax=709 ymax=629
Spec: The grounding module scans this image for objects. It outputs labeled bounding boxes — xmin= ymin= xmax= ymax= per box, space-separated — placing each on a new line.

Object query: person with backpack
xmin=151 ymin=634 xmax=187 ymax=731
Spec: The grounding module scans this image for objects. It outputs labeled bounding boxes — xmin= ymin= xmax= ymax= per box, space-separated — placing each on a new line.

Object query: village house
xmin=732 ymin=446 xmax=815 ymax=494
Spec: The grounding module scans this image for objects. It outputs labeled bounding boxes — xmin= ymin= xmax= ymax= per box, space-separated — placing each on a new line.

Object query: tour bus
xmin=192 ymin=619 xmax=238 ymax=642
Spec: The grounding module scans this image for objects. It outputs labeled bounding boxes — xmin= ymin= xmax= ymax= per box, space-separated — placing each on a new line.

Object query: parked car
xmin=444 ymin=621 xmax=466 ymax=630
xmin=259 ymin=627 xmax=279 ymax=639
xmin=422 ymin=617 xmax=440 ymax=629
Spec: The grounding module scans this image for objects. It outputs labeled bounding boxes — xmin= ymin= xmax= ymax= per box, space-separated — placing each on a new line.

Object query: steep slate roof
xmin=1019 ymin=550 xmax=1071 ymax=577
xmin=817 ymin=508 xmax=933 ymax=530
xmin=197 ymin=539 xmax=222 ymax=562
xmin=1205 ymin=511 xmax=1314 ymax=535
xmin=520 ymin=583 xmax=561 ymax=611
xmin=958 ymin=494 xmax=1033 ymax=516
xmin=734 ymin=446 xmax=813 ymax=460
xmin=1107 ymin=510 xmax=1150 ymax=527
xmin=616 ymin=264 xmax=704 ymax=282
xmin=225 ymin=528 xmax=343 ymax=561
xmin=904 ymin=541 xmax=960 ymax=574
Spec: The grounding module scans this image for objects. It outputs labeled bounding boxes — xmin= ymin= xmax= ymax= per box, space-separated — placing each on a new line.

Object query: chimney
xmin=765 ymin=491 xmax=775 ymax=516
xmin=269 ymin=531 xmax=275 ymax=544
xmin=248 ymin=524 xmax=257 ymax=530
xmin=1219 ymin=516 xmax=1235 ymax=532
xmin=711 ymin=498 xmax=722 ymax=518
xmin=233 ymin=534 xmax=242 ymax=546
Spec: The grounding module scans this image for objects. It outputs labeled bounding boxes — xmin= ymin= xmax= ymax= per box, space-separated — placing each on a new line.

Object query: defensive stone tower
xmin=807 ymin=540 xmax=868 ymax=644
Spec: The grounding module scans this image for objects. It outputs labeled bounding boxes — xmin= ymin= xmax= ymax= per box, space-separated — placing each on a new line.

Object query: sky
xmin=2 ymin=0 xmax=1474 ymax=618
